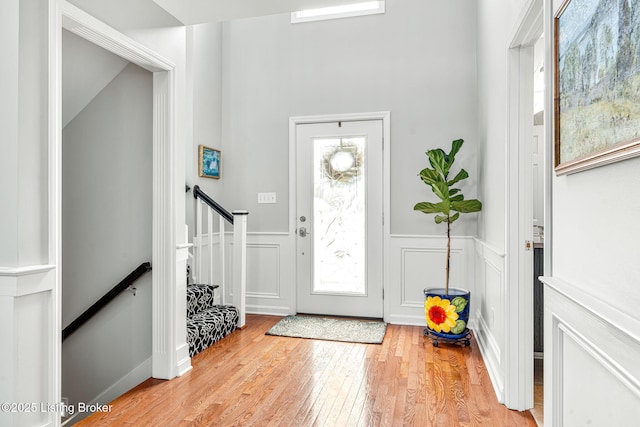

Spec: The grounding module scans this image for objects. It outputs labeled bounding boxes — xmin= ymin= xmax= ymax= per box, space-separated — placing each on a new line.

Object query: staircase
xmin=186 ymin=284 xmax=239 ymax=357
xmin=186 ymin=185 xmax=248 ymax=357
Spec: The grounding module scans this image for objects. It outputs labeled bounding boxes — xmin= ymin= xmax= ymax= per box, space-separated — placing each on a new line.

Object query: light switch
xmin=258 ymin=192 xmax=277 ymax=204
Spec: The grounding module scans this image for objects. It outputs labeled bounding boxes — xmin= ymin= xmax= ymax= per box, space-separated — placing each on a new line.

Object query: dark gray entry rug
xmin=266 ymin=315 xmax=387 ymax=344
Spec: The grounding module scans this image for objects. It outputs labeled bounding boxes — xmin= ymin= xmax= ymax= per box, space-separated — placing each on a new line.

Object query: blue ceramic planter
xmin=424 ymin=287 xmax=470 ymax=339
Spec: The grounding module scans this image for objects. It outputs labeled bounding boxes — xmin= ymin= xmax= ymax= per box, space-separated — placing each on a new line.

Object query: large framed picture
xmin=199 ymin=145 xmax=221 ymax=179
xmin=554 ymin=0 xmax=640 ymax=175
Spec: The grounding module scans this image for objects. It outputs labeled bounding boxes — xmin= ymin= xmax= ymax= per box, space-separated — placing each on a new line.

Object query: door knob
xmin=299 ymin=227 xmax=309 ymax=237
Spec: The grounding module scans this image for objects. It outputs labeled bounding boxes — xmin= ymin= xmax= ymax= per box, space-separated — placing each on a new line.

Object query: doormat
xmin=266 ymin=315 xmax=387 ymax=344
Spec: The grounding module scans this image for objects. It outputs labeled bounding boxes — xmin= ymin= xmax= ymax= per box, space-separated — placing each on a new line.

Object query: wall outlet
xmin=258 ymin=192 xmax=277 ymax=204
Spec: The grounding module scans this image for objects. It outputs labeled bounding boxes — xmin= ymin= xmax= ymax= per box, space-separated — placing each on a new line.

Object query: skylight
xmin=291 ymin=1 xmax=385 ymax=24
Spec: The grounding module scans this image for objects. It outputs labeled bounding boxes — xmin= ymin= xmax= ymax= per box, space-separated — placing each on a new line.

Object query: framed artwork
xmin=199 ymin=145 xmax=221 ymax=179
xmin=554 ymin=0 xmax=640 ymax=175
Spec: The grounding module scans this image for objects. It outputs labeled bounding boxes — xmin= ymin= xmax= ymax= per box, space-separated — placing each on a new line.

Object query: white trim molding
xmin=503 ymin=0 xmax=544 ymax=411
xmin=473 ymin=238 xmax=506 ymax=403
xmin=0 ymin=265 xmax=55 ymax=297
xmin=542 ymin=276 xmax=640 ymax=425
xmin=0 ymin=264 xmax=57 ymax=426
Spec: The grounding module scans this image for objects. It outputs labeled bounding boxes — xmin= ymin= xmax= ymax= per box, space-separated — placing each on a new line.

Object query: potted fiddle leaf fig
xmin=414 ymin=138 xmax=482 ymax=342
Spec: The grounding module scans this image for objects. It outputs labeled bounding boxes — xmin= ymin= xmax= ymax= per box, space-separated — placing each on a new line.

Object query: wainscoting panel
xmin=400 ymin=248 xmax=465 ymax=306
xmin=221 ymin=233 xmax=293 ymax=316
xmin=543 ymin=277 xmax=640 ymax=425
xmin=246 ymin=243 xmax=281 ymax=299
xmin=473 ymin=239 xmax=506 ymax=402
xmin=386 ymin=235 xmax=474 ymax=326
xmin=212 ymin=233 xmax=482 ymax=324
xmin=0 ymin=265 xmax=56 ymax=427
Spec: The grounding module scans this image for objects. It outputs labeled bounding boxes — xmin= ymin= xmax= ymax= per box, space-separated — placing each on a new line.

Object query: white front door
xmin=295 ymin=120 xmax=383 ymax=318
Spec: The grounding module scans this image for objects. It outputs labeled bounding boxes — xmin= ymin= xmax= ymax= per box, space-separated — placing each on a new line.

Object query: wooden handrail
xmin=193 ymin=185 xmax=234 ymax=224
xmin=62 ymin=262 xmax=152 ymax=341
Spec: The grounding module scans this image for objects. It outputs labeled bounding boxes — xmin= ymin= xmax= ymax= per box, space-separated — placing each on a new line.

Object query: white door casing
xmin=504 ymin=0 xmax=545 ymax=411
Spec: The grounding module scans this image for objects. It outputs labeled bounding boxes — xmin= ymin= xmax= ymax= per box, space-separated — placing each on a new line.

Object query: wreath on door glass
xmin=322 ymin=140 xmax=363 ymax=184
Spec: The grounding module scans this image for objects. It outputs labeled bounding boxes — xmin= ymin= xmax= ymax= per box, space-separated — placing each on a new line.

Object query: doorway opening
xmin=295 ymin=120 xmax=383 ymax=317
xmin=61 ymin=29 xmax=153 ymax=424
xmin=531 ymin=32 xmax=546 ymax=427
xmin=51 ymin=3 xmax=184 ymax=422
xmin=504 ymin=0 xmax=548 ymax=416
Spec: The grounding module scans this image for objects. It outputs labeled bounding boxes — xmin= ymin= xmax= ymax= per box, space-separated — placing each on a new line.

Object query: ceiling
xmin=67 ymin=0 xmax=367 ymax=30
xmin=151 ymin=0 xmax=365 ymax=25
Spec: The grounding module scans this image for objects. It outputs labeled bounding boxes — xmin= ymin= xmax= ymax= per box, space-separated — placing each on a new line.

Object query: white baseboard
xmin=384 ymin=314 xmax=424 ymax=326
xmin=176 ymin=343 xmax=193 ymax=377
xmin=63 ymin=357 xmax=152 ymax=425
xmin=247 ymin=305 xmax=291 ymax=317
xmin=474 ymin=313 xmax=504 ymax=403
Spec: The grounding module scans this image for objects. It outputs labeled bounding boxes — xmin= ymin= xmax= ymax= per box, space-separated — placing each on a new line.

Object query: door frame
xmin=504 ymin=0 xmax=552 ymax=410
xmin=288 ymin=112 xmax=391 ymax=319
xmin=50 ymin=1 xmax=187 ymax=414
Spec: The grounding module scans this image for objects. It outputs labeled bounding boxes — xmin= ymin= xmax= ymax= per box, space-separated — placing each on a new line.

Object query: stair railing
xmin=62 ymin=262 xmax=152 ymax=341
xmin=193 ymin=185 xmax=248 ymax=328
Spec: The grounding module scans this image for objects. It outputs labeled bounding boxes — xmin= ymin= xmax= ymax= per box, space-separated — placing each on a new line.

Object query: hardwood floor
xmin=76 ymin=315 xmax=537 ymax=426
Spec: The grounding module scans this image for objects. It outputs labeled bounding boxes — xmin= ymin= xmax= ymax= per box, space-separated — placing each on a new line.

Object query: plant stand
xmin=423 ymin=328 xmax=471 ymax=347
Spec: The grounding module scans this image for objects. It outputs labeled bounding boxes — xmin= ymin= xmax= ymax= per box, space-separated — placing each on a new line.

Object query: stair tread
xmin=188 ymin=283 xmax=219 ymax=289
xmin=187 ymin=305 xmax=239 ymax=357
xmin=189 ymin=304 xmax=237 ymax=319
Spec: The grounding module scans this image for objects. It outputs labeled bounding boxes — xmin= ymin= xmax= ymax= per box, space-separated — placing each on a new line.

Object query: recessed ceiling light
xmin=291 ymin=1 xmax=385 ymax=24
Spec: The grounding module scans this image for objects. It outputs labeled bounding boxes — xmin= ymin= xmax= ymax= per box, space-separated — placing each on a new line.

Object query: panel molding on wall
xmin=0 ymin=265 xmax=55 ymax=426
xmin=386 ymin=235 xmax=475 ymax=326
xmin=543 ymin=276 xmax=640 ymax=425
xmin=473 ymin=238 xmax=506 ymax=403
xmin=204 ymin=232 xmax=293 ymax=316
xmin=206 ymin=232 xmax=479 ymax=322
xmin=245 ymin=242 xmax=282 ymax=300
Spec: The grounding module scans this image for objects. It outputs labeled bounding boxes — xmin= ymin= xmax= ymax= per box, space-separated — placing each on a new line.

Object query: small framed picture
xmin=198 ymin=145 xmax=221 ymax=179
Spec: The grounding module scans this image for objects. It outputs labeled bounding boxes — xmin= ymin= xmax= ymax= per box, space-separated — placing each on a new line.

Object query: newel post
xmin=232 ymin=211 xmax=248 ymax=328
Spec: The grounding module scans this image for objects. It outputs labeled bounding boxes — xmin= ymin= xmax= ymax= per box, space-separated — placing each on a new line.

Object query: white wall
xmin=1 ymin=0 xmax=190 ymax=424
xmin=62 ymin=30 xmax=129 ymax=127
xmin=221 ymin=0 xmax=479 ymax=234
xmin=0 ymin=1 xmax=53 ymax=425
xmin=476 ymin=0 xmax=531 ymax=247
xmin=0 ymin=0 xmax=50 ymax=267
xmin=0 ymin=0 xmax=20 ymax=267
xmin=474 ymin=0 xmax=534 ymax=404
xmin=475 ymin=0 xmax=640 ymax=419
xmin=68 ymin=0 xmax=189 ymax=246
xmin=61 ymin=62 xmax=153 ymax=418
xmin=544 ymin=2 xmax=640 ymax=423
xmin=186 ymin=22 xmax=225 ymax=237
xmin=209 ymin=0 xmax=479 ymax=320
xmin=552 ymin=159 xmax=640 ymax=310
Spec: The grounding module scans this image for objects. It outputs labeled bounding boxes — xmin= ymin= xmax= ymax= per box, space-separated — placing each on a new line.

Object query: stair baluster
xmin=192 ymin=185 xmax=247 ymax=328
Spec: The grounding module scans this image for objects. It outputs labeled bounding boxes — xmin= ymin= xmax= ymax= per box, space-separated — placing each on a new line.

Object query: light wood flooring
xmin=530 ymin=358 xmax=544 ymax=426
xmin=76 ymin=315 xmax=537 ymax=426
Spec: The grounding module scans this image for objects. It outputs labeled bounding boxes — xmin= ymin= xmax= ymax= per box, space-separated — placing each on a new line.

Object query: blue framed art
xmin=199 ymin=145 xmax=221 ymax=179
